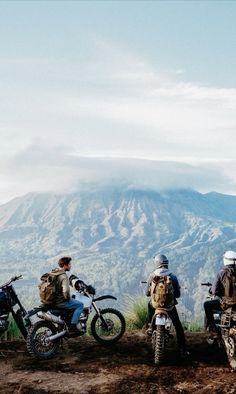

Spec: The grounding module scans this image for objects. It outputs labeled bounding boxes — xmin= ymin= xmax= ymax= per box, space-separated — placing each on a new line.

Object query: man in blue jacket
xmin=146 ymin=254 xmax=187 ymax=356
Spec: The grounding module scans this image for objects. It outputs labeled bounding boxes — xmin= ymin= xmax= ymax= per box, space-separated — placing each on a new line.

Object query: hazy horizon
xmin=1 ymin=1 xmax=236 ymax=203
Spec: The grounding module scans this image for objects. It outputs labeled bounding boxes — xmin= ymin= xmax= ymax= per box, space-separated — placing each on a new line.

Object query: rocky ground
xmin=0 ymin=331 xmax=235 ymax=393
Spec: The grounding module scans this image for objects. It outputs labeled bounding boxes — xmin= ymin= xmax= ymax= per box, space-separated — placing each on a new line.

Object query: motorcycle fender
xmin=29 ymin=313 xmax=41 ymax=325
xmin=155 ymin=315 xmax=166 ymax=326
xmin=93 ymin=295 xmax=117 ymax=302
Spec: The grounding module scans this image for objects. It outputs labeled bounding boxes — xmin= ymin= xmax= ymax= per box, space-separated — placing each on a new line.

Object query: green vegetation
xmin=124 ymin=295 xmax=148 ymax=330
xmin=182 ymin=320 xmax=204 ymax=332
xmin=124 ymin=296 xmax=204 ymax=332
xmin=0 ymin=318 xmax=22 ymax=341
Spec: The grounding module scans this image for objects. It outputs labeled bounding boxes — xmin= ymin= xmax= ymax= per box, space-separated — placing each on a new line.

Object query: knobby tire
xmin=154 ymin=325 xmax=165 ymax=365
xmin=26 ymin=320 xmax=60 ymax=360
xmin=91 ymin=307 xmax=126 ymax=345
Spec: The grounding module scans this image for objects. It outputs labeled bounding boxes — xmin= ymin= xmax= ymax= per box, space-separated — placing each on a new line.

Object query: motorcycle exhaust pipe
xmin=46 ymin=330 xmax=67 ymax=342
xmin=37 ymin=311 xmax=64 ymax=325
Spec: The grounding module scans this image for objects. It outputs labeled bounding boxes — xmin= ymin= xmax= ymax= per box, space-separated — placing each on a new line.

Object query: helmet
xmin=223 ymin=250 xmax=236 ymax=266
xmin=153 ymin=254 xmax=169 ymax=267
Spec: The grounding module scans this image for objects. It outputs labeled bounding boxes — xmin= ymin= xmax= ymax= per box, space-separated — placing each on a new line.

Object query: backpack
xmin=150 ymin=275 xmax=175 ymax=310
xmin=38 ymin=271 xmax=64 ymax=305
xmin=222 ymin=268 xmax=236 ymax=305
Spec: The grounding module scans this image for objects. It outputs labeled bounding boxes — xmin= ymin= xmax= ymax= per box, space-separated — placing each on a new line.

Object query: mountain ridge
xmin=1 ymin=187 xmax=236 ymax=317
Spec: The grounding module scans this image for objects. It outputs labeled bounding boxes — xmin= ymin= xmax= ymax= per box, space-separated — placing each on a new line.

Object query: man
xmin=204 ymin=250 xmax=236 ymax=336
xmin=52 ymin=256 xmax=84 ymax=333
xmin=146 ymin=254 xmax=188 ymax=357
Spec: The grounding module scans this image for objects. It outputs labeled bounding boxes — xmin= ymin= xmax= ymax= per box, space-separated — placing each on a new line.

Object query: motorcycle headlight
xmin=0 ymin=318 xmax=8 ymax=333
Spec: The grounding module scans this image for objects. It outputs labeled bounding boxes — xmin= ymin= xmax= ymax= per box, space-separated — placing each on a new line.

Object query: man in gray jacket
xmin=146 ymin=254 xmax=188 ymax=357
xmin=53 ymin=256 xmax=84 ymax=333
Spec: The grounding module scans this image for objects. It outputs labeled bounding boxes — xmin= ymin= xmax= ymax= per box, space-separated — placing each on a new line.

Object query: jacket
xmin=51 ymin=268 xmax=70 ymax=305
xmin=146 ymin=267 xmax=181 ymax=304
xmin=211 ymin=265 xmax=236 ymax=304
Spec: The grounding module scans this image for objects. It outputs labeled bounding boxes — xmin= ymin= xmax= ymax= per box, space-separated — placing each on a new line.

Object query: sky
xmin=0 ymin=0 xmax=236 ymax=203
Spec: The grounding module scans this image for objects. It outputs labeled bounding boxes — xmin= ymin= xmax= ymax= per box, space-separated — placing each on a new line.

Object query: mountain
xmin=1 ymin=187 xmax=236 ymax=319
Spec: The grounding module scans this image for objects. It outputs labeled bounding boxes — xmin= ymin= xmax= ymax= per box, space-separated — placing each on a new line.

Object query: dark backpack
xmin=150 ymin=275 xmax=175 ymax=310
xmin=223 ymin=268 xmax=236 ymax=305
xmin=38 ymin=271 xmax=64 ymax=305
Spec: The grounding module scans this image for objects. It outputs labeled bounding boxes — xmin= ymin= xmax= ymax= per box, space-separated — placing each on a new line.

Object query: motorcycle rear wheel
xmin=154 ymin=325 xmax=165 ymax=365
xmin=223 ymin=336 xmax=236 ymax=370
xmin=91 ymin=307 xmax=126 ymax=345
xmin=26 ymin=321 xmax=60 ymax=360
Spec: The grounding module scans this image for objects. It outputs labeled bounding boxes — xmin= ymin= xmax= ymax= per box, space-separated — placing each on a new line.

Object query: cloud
xmin=1 ymin=37 xmax=236 ymax=202
xmin=1 ymin=143 xmax=236 ymax=204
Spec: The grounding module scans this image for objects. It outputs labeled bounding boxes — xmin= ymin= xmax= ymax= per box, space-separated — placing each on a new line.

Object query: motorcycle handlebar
xmin=11 ymin=275 xmax=23 ymax=282
xmin=0 ymin=275 xmax=23 ymax=288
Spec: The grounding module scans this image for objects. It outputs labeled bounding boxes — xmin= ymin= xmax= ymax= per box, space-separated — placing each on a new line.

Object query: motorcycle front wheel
xmin=154 ymin=325 xmax=165 ymax=365
xmin=26 ymin=321 xmax=60 ymax=360
xmin=91 ymin=307 xmax=126 ymax=345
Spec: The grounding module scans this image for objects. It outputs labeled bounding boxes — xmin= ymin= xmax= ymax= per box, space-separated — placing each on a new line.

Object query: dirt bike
xmin=25 ymin=286 xmax=126 ymax=360
xmin=202 ymin=282 xmax=236 ymax=370
xmin=0 ymin=275 xmax=28 ymax=339
xmin=151 ymin=309 xmax=173 ymax=365
xmin=141 ymin=281 xmax=173 ymax=365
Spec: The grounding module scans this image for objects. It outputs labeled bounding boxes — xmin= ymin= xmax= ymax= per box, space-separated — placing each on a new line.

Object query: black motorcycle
xmin=26 ymin=286 xmax=126 ymax=360
xmin=0 ymin=275 xmax=28 ymax=339
xmin=202 ymin=282 xmax=236 ymax=370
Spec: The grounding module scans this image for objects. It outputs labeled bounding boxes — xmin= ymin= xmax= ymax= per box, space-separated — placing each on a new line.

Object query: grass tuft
xmin=124 ymin=295 xmax=148 ymax=330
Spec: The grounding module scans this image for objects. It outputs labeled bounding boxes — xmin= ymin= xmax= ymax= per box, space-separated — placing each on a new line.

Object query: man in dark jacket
xmin=204 ymin=250 xmax=236 ymax=336
xmin=146 ymin=254 xmax=188 ymax=356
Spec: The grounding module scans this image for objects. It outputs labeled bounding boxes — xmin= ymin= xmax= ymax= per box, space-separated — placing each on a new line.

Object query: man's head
xmin=223 ymin=251 xmax=236 ymax=266
xmin=58 ymin=256 xmax=72 ymax=271
xmin=154 ymin=254 xmax=169 ymax=268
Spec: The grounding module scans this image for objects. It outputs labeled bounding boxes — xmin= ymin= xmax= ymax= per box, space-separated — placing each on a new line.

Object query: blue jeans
xmin=57 ymin=298 xmax=84 ymax=325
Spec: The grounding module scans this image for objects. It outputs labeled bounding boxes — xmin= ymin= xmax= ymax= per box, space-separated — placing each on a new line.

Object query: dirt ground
xmin=0 ymin=331 xmax=235 ymax=394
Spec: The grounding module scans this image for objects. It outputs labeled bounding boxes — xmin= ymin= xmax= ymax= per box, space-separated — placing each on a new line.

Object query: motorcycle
xmin=0 ymin=275 xmax=28 ymax=339
xmin=151 ymin=309 xmax=173 ymax=365
xmin=202 ymin=282 xmax=236 ymax=370
xmin=141 ymin=281 xmax=173 ymax=365
xmin=26 ymin=285 xmax=126 ymax=360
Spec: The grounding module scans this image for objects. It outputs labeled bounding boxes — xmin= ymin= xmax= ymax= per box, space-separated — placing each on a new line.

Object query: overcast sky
xmin=0 ymin=0 xmax=236 ymax=204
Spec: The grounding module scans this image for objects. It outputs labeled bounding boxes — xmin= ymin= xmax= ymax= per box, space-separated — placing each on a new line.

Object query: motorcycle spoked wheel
xmin=154 ymin=325 xmax=165 ymax=365
xmin=223 ymin=336 xmax=236 ymax=370
xmin=90 ymin=308 xmax=126 ymax=345
xmin=151 ymin=330 xmax=156 ymax=350
xmin=26 ymin=321 xmax=60 ymax=360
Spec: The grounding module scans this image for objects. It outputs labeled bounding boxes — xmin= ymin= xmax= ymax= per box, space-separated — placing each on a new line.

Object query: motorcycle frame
xmin=0 ymin=276 xmax=27 ymax=338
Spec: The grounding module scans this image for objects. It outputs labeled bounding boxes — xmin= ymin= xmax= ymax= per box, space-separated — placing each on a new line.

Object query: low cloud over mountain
xmin=1 ymin=186 xmax=236 ymax=318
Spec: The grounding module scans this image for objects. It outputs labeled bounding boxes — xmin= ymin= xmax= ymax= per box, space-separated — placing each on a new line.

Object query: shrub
xmin=0 ymin=318 xmax=21 ymax=341
xmin=124 ymin=295 xmax=148 ymax=330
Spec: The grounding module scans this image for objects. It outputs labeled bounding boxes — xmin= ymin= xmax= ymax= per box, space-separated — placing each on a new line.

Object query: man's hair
xmin=58 ymin=256 xmax=72 ymax=268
